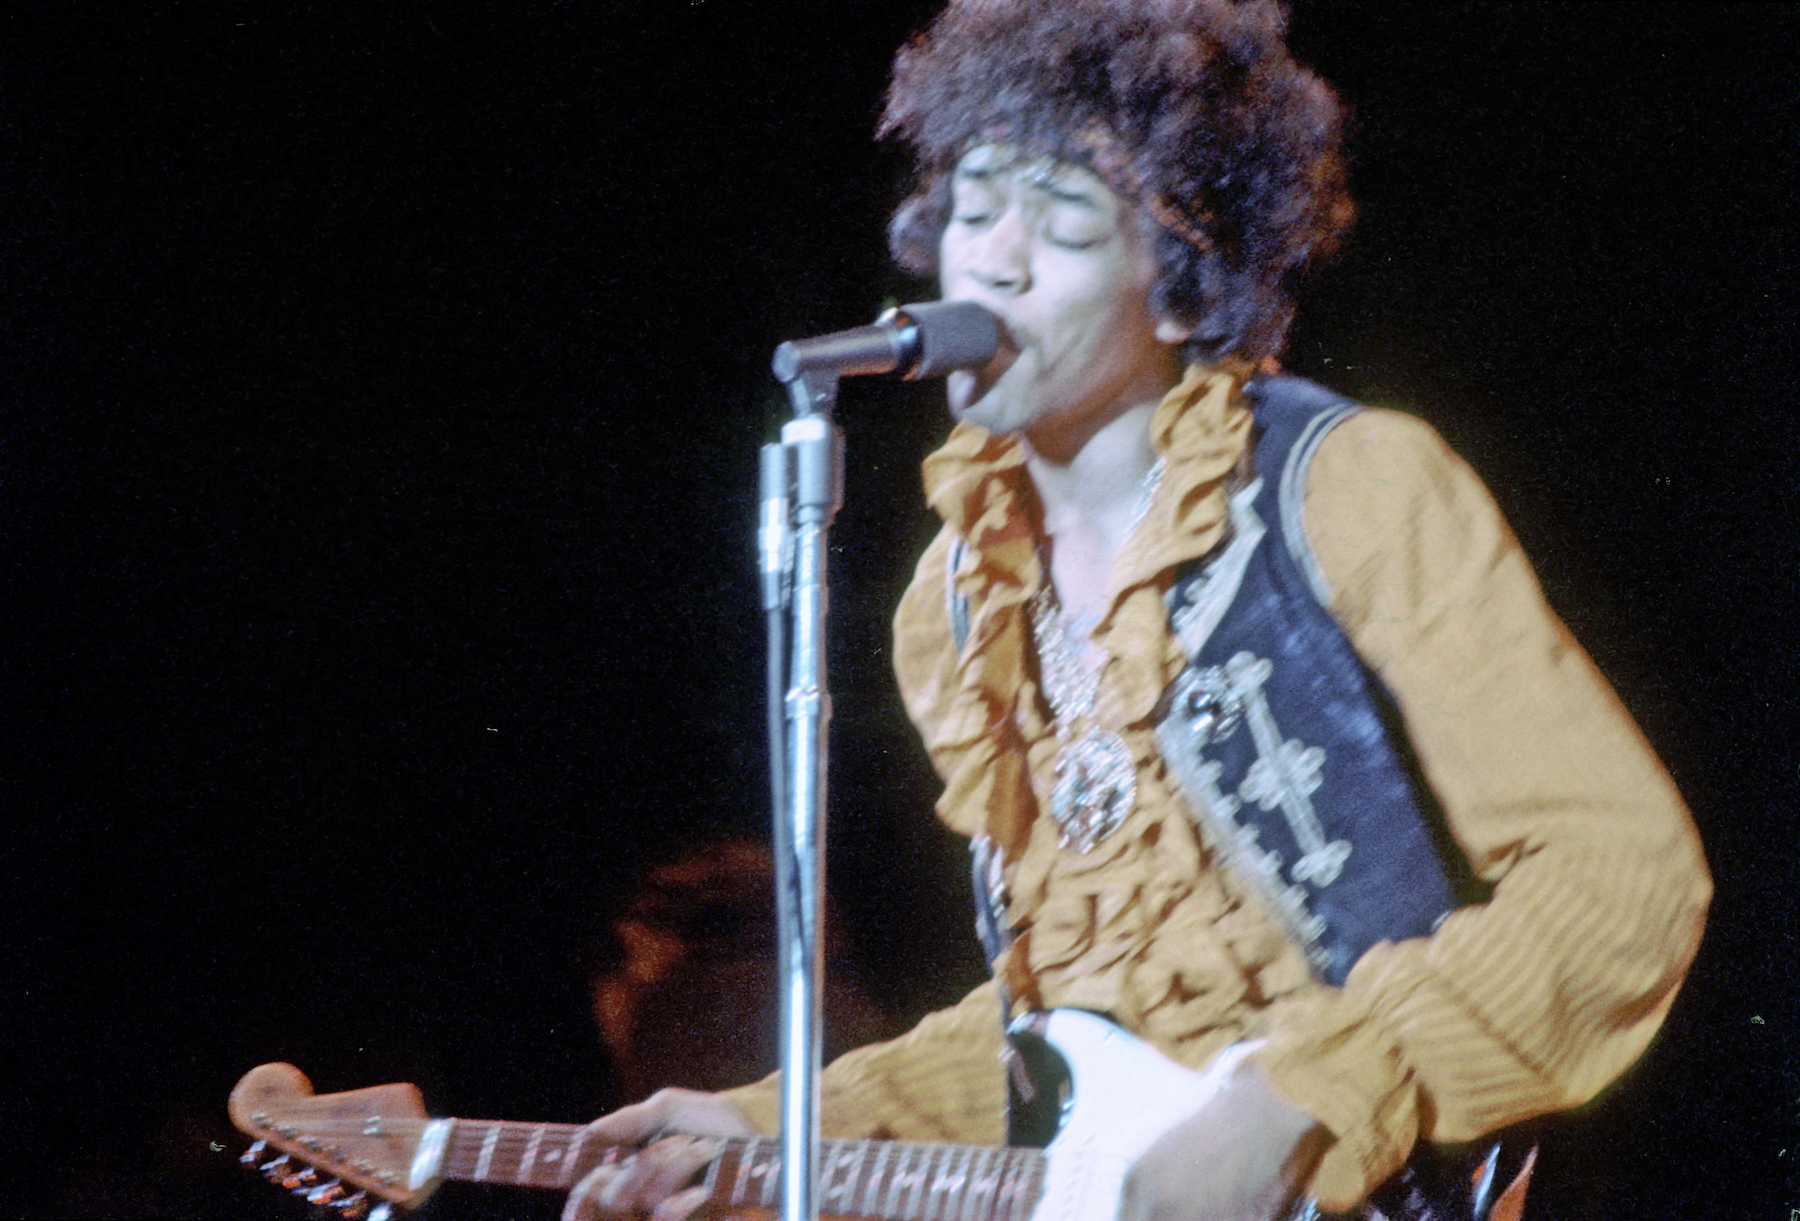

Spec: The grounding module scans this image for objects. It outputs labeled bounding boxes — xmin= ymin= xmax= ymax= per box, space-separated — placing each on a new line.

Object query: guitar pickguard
xmin=1017 ymin=1010 xmax=1257 ymax=1221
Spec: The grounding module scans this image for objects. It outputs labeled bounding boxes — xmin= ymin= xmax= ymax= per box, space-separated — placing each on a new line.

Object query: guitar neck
xmin=440 ymin=1120 xmax=1047 ymax=1221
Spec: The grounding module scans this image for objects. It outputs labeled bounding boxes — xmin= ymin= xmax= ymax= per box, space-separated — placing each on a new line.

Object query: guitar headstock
xmin=229 ymin=1062 xmax=442 ymax=1216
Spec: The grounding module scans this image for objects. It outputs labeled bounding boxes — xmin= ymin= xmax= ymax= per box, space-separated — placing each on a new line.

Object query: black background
xmin=7 ymin=2 xmax=1797 ymax=1217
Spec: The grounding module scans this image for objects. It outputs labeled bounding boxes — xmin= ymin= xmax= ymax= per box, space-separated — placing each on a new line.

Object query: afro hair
xmin=881 ymin=0 xmax=1354 ymax=363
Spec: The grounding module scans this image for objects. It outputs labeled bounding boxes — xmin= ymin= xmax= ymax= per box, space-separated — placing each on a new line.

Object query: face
xmin=938 ymin=145 xmax=1188 ymax=452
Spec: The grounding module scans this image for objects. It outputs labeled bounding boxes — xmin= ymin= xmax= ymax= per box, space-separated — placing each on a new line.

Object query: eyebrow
xmin=951 ymin=161 xmax=1006 ymax=186
xmin=951 ymin=163 xmax=1105 ymax=210
xmin=1036 ymin=178 xmax=1103 ymax=209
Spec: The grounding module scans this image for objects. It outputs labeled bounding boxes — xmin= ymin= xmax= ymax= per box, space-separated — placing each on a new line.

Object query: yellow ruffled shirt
xmin=724 ymin=367 xmax=1709 ymax=1211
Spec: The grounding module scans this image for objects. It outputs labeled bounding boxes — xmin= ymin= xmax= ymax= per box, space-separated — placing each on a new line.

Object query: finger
xmin=588 ymin=1138 xmax=718 ymax=1214
xmin=652 ymin=1183 xmax=718 ymax=1221
xmin=638 ymin=1135 xmax=724 ymax=1203
xmin=562 ymin=1162 xmax=622 ymax=1221
xmin=581 ymin=1097 xmax=674 ymax=1147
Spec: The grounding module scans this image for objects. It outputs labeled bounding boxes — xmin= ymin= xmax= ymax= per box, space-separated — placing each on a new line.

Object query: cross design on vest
xmin=1222 ymin=651 xmax=1353 ymax=887
xmin=1190 ymin=757 xmax=1329 ymax=953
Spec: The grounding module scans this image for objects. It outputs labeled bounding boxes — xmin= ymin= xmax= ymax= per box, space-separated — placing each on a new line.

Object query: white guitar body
xmin=1021 ymin=1009 xmax=1260 ymax=1221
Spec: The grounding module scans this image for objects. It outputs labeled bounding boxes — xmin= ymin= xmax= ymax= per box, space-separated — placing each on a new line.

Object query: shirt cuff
xmin=1249 ymin=984 xmax=1420 ymax=1212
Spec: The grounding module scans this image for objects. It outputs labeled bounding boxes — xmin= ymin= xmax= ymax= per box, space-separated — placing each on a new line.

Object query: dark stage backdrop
xmin=7 ymin=2 xmax=1796 ymax=1217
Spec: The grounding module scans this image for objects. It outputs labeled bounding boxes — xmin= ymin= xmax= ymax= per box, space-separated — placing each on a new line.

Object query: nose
xmin=965 ymin=207 xmax=1032 ymax=294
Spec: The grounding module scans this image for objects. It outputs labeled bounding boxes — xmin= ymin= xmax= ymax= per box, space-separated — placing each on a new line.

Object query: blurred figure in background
xmin=589 ymin=835 xmax=895 ymax=1103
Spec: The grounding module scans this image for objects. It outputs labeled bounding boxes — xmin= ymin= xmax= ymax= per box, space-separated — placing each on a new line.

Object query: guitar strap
xmin=951 ymin=376 xmax=1531 ymax=1218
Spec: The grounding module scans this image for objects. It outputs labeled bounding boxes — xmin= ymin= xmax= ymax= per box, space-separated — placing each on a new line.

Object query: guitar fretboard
xmin=440 ymin=1121 xmax=1047 ymax=1221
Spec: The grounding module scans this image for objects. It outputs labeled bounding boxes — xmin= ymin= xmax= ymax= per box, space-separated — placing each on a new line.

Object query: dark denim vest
xmin=1154 ymin=374 xmax=1464 ymax=985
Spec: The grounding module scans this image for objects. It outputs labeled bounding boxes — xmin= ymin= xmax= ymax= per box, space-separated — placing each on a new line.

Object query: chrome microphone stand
xmin=759 ymin=366 xmax=842 ymax=1221
xmin=758 ymin=300 xmax=994 ymax=1221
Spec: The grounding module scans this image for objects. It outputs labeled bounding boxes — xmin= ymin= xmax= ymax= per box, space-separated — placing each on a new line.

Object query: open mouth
xmin=947 ymin=341 xmax=1018 ymax=421
xmin=977 ymin=337 xmax=1019 ymax=387
xmin=969 ymin=317 xmax=1021 ymax=392
xmin=943 ymin=309 xmax=1022 ymax=421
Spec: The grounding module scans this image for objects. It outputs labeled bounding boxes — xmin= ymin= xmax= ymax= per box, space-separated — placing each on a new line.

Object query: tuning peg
xmin=239 ymin=1140 xmax=266 ymax=1166
xmin=307 ymin=1179 xmax=346 ymax=1205
xmin=260 ymin=1153 xmax=292 ymax=1180
xmin=333 ymin=1190 xmax=369 ymax=1219
xmin=282 ymin=1166 xmax=320 ymax=1192
xmin=368 ymin=1204 xmax=391 ymax=1221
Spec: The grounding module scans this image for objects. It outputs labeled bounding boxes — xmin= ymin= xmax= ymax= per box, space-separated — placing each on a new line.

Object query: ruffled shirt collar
xmin=906 ymin=363 xmax=1302 ymax=1060
xmin=923 ymin=362 xmax=1253 ymax=579
xmin=915 ymin=363 xmax=1254 ymax=847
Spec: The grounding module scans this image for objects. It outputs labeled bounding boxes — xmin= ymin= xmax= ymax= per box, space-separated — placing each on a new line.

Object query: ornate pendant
xmin=1049 ymin=728 xmax=1137 ymax=852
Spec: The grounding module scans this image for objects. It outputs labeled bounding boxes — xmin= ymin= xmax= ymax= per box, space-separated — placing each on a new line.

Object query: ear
xmin=1154 ymin=316 xmax=1193 ymax=345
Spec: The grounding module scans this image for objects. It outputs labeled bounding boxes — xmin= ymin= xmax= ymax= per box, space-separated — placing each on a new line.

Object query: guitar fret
xmin=942 ymin=1145 xmax=973 ymax=1221
xmin=1018 ymin=1149 xmax=1047 ymax=1221
xmin=728 ymin=1136 xmax=780 ymax=1210
xmin=938 ymin=1146 xmax=965 ymax=1221
xmin=962 ymin=1147 xmax=992 ymax=1221
xmin=441 ymin=1119 xmax=477 ymax=1181
xmin=889 ymin=1145 xmax=928 ymax=1221
xmin=560 ymin=1125 xmax=592 ymax=1188
xmin=923 ymin=1146 xmax=947 ymax=1221
xmin=940 ymin=1146 xmax=965 ymax=1221
xmin=990 ymin=1149 xmax=1015 ymax=1221
xmin=519 ymin=1124 xmax=547 ymax=1184
xmin=961 ymin=1145 xmax=984 ymax=1221
xmin=859 ymin=1138 xmax=893 ymax=1217
xmin=910 ymin=1145 xmax=931 ymax=1221
xmin=884 ymin=1143 xmax=917 ymax=1219
xmin=923 ymin=1144 xmax=947 ymax=1220
xmin=536 ymin=1127 xmax=570 ymax=1186
xmin=700 ymin=1140 xmax=728 ymax=1197
xmin=816 ymin=1142 xmax=838 ymax=1209
xmin=993 ymin=1152 xmax=1022 ymax=1221
xmin=943 ymin=1146 xmax=967 ymax=1221
xmin=924 ymin=1145 xmax=949 ymax=1221
xmin=472 ymin=1122 xmax=501 ymax=1181
xmin=730 ymin=1137 xmax=760 ymax=1206
xmin=760 ymin=1139 xmax=780 ymax=1208
xmin=820 ymin=1141 xmax=857 ymax=1213
xmin=973 ymin=1147 xmax=1012 ymax=1221
xmin=879 ymin=1144 xmax=903 ymax=1218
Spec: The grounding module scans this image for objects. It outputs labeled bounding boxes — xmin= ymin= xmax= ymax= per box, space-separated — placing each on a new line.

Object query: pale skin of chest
xmin=1026 ymin=398 xmax=1163 ymax=656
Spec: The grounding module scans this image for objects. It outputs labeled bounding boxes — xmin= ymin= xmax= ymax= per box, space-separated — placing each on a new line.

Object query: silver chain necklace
xmin=1028 ymin=457 xmax=1164 ymax=852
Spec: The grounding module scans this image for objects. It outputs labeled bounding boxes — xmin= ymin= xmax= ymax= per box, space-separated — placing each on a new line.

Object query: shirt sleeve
xmin=718 ymin=529 xmax=1011 ymax=1147
xmin=719 ymin=979 xmax=1008 ymax=1143
xmin=1249 ymin=408 xmax=1711 ymax=1208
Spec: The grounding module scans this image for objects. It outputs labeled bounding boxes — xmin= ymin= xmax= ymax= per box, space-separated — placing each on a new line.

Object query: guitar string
xmin=250 ymin=1122 xmax=1045 ymax=1187
xmin=251 ymin=1116 xmax=1046 ymax=1165
xmin=250 ymin=1117 xmax=1048 ymax=1213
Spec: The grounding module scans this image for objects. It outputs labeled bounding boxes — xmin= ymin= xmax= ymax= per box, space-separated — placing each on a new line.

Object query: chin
xmin=945 ymin=370 xmax=976 ymax=421
xmin=947 ymin=378 xmax=1011 ymax=432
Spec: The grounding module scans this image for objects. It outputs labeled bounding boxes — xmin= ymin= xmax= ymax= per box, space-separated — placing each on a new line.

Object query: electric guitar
xmin=230 ymin=1009 xmax=1527 ymax=1221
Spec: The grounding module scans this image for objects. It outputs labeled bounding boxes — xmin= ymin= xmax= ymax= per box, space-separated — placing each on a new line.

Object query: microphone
xmin=771 ymin=300 xmax=999 ymax=384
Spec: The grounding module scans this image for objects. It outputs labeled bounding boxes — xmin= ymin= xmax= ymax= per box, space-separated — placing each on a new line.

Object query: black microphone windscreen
xmin=901 ymin=301 xmax=1000 ymax=380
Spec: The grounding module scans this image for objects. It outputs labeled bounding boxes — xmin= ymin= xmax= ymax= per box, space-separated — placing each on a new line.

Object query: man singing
xmin=564 ymin=2 xmax=1708 ymax=1218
